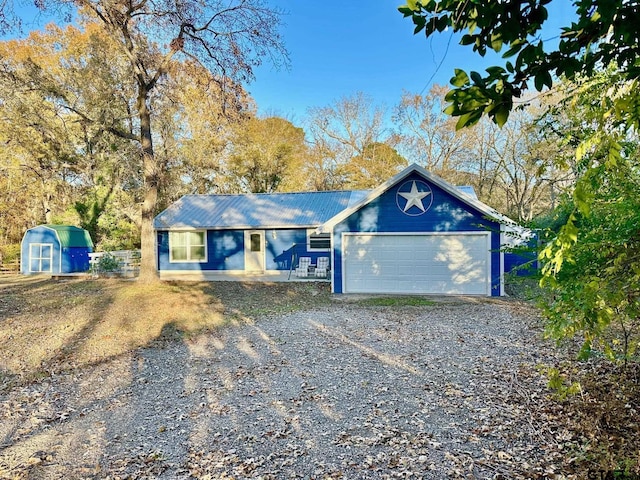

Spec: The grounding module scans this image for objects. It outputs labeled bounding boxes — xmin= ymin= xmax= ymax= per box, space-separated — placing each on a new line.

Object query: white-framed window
xmin=169 ymin=231 xmax=207 ymax=262
xmin=307 ymin=229 xmax=330 ymax=252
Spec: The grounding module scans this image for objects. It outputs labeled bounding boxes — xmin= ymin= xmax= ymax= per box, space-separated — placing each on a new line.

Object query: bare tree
xmin=393 ymin=85 xmax=467 ymax=177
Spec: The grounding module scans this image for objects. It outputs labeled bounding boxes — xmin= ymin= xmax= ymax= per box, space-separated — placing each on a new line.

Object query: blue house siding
xmin=265 ymin=229 xmax=305 ymax=271
xmin=265 ymin=229 xmax=332 ymax=271
xmin=158 ymin=228 xmax=331 ymax=273
xmin=157 ymin=230 xmax=244 ymax=271
xmin=331 ymin=173 xmax=502 ymax=295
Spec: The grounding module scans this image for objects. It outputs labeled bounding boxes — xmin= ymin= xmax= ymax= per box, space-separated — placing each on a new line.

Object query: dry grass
xmin=0 ymin=275 xmax=330 ymax=387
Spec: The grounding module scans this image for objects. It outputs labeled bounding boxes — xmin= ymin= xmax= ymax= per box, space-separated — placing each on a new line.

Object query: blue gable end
xmin=331 ymin=172 xmax=502 ymax=295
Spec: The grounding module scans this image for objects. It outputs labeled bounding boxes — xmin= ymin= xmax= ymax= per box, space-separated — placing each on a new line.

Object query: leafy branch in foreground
xmin=399 ymin=0 xmax=640 ymax=129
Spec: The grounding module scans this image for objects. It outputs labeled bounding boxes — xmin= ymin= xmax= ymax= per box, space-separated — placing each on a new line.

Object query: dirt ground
xmin=0 ymin=276 xmax=638 ymax=479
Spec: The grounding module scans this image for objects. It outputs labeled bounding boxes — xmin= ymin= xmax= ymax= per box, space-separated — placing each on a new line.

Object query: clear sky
xmin=249 ymin=1 xmax=574 ymax=123
xmin=6 ymin=0 xmax=574 ymax=124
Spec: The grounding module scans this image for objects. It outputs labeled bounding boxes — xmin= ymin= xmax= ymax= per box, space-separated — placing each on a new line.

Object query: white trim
xmin=168 ymin=230 xmax=208 ymax=263
xmin=39 ymin=226 xmax=63 ymax=272
xmin=28 ymin=242 xmax=54 ymax=273
xmin=306 ymin=229 xmax=330 ymax=252
xmin=340 ymin=231 xmax=492 ymax=296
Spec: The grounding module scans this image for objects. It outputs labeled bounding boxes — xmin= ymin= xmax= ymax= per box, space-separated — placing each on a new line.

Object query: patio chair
xmin=315 ymin=257 xmax=330 ymax=278
xmin=296 ymin=256 xmax=312 ymax=277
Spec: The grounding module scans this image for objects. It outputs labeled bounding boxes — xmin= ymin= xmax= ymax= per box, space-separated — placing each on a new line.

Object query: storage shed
xmin=21 ymin=225 xmax=94 ymax=275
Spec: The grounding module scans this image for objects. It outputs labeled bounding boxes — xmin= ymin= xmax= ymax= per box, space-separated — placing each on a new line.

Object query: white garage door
xmin=343 ymin=233 xmax=490 ymax=295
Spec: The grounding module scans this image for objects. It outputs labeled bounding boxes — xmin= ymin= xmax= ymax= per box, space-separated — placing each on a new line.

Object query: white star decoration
xmin=399 ymin=181 xmax=431 ymax=212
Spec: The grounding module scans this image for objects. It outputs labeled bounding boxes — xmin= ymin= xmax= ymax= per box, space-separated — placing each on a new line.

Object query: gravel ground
xmin=0 ymin=297 xmax=568 ymax=479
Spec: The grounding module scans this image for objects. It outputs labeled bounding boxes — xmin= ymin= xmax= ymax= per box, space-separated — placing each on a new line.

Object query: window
xmin=307 ymin=230 xmax=330 ymax=252
xmin=250 ymin=233 xmax=262 ymax=252
xmin=169 ymin=231 xmax=207 ymax=262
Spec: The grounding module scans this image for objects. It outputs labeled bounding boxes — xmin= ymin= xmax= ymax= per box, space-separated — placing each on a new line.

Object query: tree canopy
xmin=0 ymin=0 xmax=288 ymax=280
xmin=399 ymin=0 xmax=640 ymax=128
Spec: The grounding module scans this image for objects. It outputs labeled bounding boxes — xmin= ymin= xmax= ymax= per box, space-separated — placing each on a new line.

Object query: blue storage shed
xmin=21 ymin=225 xmax=94 ymax=275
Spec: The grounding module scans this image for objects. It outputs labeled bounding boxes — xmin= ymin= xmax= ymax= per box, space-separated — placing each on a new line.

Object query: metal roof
xmin=154 ymin=190 xmax=370 ymax=230
xmin=42 ymin=225 xmax=94 ymax=248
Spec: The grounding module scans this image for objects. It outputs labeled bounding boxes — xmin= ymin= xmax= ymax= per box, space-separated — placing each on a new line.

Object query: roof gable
xmin=317 ymin=163 xmax=510 ymax=232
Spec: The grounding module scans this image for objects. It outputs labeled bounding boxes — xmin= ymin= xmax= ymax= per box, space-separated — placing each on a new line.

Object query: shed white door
xmin=342 ymin=233 xmax=490 ymax=295
xmin=29 ymin=243 xmax=53 ymax=273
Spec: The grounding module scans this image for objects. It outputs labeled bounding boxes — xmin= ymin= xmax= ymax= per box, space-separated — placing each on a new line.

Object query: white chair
xmin=315 ymin=257 xmax=329 ymax=278
xmin=296 ymin=257 xmax=312 ymax=277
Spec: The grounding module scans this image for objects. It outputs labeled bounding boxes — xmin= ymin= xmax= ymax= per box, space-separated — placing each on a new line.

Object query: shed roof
xmin=153 ymin=191 xmax=369 ymax=230
xmin=43 ymin=225 xmax=94 ymax=248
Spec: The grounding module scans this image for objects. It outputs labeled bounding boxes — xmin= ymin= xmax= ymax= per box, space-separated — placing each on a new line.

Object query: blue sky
xmin=249 ymin=1 xmax=574 ymax=122
xmin=6 ymin=0 xmax=574 ymax=123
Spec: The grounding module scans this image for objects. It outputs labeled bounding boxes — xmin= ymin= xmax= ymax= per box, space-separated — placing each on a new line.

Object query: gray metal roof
xmin=154 ymin=190 xmax=370 ymax=230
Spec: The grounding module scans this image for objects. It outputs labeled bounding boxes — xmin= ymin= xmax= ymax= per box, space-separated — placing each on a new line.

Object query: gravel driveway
xmin=1 ymin=297 xmax=566 ymax=479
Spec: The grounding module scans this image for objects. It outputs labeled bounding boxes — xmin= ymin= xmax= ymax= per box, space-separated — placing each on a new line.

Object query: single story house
xmin=21 ymin=224 xmax=94 ymax=275
xmin=154 ymin=164 xmax=530 ymax=296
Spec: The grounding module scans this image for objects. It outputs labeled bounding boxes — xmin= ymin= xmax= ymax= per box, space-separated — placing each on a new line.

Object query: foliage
xmin=540 ymin=159 xmax=640 ymax=362
xmin=226 ymin=116 xmax=308 ymax=193
xmin=339 ymin=142 xmax=408 ymax=189
xmin=1 ymin=0 xmax=288 ymax=281
xmin=399 ymin=0 xmax=640 ymax=129
xmin=393 ymin=85 xmax=468 ymax=177
xmin=94 ymin=253 xmax=121 ymax=273
xmin=0 ymin=244 xmax=20 ymax=264
xmin=399 ymin=1 xmax=640 ymax=362
xmin=305 ymin=92 xmax=392 ymax=189
xmin=0 ymin=23 xmax=140 ymax=243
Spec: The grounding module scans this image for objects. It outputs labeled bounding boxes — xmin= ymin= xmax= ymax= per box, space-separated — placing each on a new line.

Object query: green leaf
xmin=490 ymin=33 xmax=503 ymax=52
xmin=469 ymin=70 xmax=484 ymax=86
xmin=397 ymin=6 xmax=414 ymax=16
xmin=574 ymin=182 xmax=591 ymax=216
xmin=450 ymin=69 xmax=470 ymax=87
xmin=485 ymin=66 xmax=506 ymax=76
xmin=534 ymin=70 xmax=553 ymax=91
xmin=455 ymin=109 xmax=482 ymax=129
xmin=493 ymin=104 xmax=510 ymax=127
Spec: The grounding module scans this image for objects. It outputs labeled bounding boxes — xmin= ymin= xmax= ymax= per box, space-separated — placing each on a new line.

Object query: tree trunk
xmin=137 ymin=87 xmax=159 ymax=282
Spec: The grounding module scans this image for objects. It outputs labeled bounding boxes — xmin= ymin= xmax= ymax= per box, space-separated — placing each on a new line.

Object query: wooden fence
xmin=0 ymin=259 xmax=19 ymax=275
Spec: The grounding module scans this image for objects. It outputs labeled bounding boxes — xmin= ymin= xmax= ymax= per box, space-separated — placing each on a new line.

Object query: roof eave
xmin=154 ymin=223 xmax=323 ymax=231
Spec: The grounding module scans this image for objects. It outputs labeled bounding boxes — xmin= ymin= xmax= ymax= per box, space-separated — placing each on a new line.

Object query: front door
xmin=244 ymin=230 xmax=265 ymax=272
xmin=30 ymin=243 xmax=53 ymax=273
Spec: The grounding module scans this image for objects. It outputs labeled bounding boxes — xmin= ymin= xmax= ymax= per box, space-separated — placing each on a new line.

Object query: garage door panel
xmin=343 ymin=234 xmax=489 ymax=295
